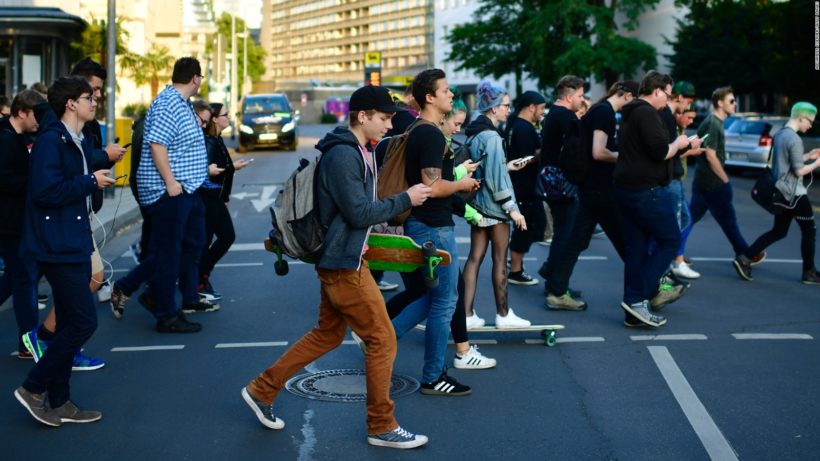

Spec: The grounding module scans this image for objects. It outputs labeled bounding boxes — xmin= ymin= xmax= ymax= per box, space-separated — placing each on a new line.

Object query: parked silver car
xmin=724 ymin=116 xmax=788 ymax=168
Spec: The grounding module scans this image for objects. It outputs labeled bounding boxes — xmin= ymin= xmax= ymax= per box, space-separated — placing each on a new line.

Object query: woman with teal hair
xmin=733 ymin=102 xmax=820 ymax=284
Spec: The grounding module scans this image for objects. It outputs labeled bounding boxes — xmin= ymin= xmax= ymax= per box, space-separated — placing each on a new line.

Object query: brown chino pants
xmin=246 ymin=261 xmax=399 ymax=435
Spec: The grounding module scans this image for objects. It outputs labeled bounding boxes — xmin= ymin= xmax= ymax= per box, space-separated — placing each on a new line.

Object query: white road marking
xmin=648 ymin=346 xmax=739 ymax=461
xmin=111 ymin=345 xmax=185 ymax=352
xmin=215 ymin=341 xmax=289 ymax=348
xmin=296 ymin=409 xmax=317 ymax=461
xmin=229 ymin=243 xmax=266 ymax=251
xmin=251 ymin=185 xmax=277 ymax=212
xmin=732 ymin=333 xmax=813 ymax=340
xmin=556 ymin=336 xmax=606 ymax=344
xmin=631 ymin=334 xmax=708 ymax=341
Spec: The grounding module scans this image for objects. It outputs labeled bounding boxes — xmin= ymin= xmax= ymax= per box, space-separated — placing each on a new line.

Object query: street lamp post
xmin=231 ymin=14 xmax=238 ymax=127
xmin=106 ymin=0 xmax=116 ymax=151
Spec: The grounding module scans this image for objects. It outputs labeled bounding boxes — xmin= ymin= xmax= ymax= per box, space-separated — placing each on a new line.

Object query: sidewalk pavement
xmin=92 ymin=186 xmax=142 ymax=244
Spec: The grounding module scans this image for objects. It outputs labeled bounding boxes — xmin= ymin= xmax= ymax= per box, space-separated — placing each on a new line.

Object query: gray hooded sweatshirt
xmin=315 ymin=126 xmax=412 ymax=270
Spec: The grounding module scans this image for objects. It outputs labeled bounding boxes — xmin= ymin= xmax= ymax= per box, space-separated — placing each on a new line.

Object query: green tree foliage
xmin=446 ymin=0 xmax=659 ymax=95
xmin=120 ymin=44 xmax=175 ymax=99
xmin=670 ymin=0 xmax=818 ymax=112
xmin=207 ymin=13 xmax=267 ymax=97
xmin=70 ymin=16 xmax=131 ymax=66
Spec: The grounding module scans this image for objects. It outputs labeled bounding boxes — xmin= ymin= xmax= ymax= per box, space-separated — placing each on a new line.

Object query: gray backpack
xmin=269 ymin=156 xmax=325 ymax=260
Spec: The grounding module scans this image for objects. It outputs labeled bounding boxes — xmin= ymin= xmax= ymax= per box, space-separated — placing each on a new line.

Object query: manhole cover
xmin=285 ymin=369 xmax=419 ymax=403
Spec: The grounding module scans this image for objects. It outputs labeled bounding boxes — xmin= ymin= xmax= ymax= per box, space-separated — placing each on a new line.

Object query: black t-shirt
xmin=405 ymin=122 xmax=453 ymax=227
xmin=507 ymin=117 xmax=540 ymax=201
xmin=660 ymin=106 xmax=683 ymax=179
xmin=581 ymin=100 xmax=617 ymax=190
xmin=540 ymin=105 xmax=578 ymax=168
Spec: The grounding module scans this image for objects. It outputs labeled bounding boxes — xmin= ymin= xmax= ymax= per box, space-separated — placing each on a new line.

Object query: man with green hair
xmin=733 ymin=102 xmax=820 ymax=284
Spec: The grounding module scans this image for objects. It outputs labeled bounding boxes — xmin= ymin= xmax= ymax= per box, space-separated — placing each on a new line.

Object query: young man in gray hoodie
xmin=241 ymin=85 xmax=432 ymax=449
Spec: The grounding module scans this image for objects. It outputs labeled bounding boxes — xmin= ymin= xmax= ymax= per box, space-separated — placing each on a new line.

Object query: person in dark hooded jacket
xmin=14 ymin=76 xmax=116 ymax=427
xmin=242 ymin=85 xmax=431 ymax=450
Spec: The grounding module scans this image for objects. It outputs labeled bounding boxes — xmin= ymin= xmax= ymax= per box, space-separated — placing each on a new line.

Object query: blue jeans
xmin=146 ymin=192 xmax=206 ymax=321
xmin=0 ymin=236 xmax=38 ymax=348
xmin=614 ymin=187 xmax=681 ymax=304
xmin=690 ymin=182 xmax=748 ymax=256
xmin=391 ymin=218 xmax=459 ymax=383
xmin=23 ymin=261 xmax=96 ymax=408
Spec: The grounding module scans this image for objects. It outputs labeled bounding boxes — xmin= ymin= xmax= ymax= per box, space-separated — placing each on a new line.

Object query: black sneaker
xmin=182 ymin=298 xmax=220 ymax=314
xmin=139 ymin=292 xmax=157 ymax=313
xmin=732 ymin=256 xmax=753 ymax=281
xmin=802 ymin=269 xmax=820 ymax=285
xmin=156 ymin=313 xmax=202 ymax=333
xmin=198 ymin=277 xmax=223 ymax=301
xmin=241 ymin=387 xmax=284 ymax=429
xmin=110 ymin=283 xmax=129 ymax=320
xmin=508 ymin=270 xmax=538 ymax=286
xmin=420 ymin=372 xmax=472 ymax=396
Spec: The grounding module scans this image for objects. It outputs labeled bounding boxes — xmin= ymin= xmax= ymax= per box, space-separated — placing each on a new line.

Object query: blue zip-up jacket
xmin=20 ymin=120 xmax=98 ymax=263
xmin=315 ymin=126 xmax=411 ymax=270
xmin=465 ymin=115 xmax=519 ymax=221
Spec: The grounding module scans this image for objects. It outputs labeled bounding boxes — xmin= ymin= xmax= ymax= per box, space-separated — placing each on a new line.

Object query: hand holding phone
xmin=122 ymin=143 xmax=132 ymax=149
xmin=514 ymin=155 xmax=534 ymax=166
xmin=114 ymin=173 xmax=128 ymax=181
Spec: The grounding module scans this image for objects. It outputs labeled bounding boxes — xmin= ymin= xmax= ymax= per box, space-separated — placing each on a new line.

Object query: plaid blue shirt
xmin=136 ymin=85 xmax=207 ymax=206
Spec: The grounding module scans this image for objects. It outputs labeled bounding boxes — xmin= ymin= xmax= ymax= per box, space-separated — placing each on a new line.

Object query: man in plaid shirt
xmin=136 ymin=57 xmax=214 ymax=333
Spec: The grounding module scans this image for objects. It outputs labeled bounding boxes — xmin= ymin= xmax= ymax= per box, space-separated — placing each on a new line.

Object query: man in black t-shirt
xmin=613 ymin=71 xmax=695 ymax=328
xmin=537 ymin=75 xmax=587 ymax=310
xmin=545 ymin=81 xmax=638 ymax=313
xmin=506 ymin=91 xmax=546 ymax=285
xmin=390 ymin=69 xmax=479 ymax=396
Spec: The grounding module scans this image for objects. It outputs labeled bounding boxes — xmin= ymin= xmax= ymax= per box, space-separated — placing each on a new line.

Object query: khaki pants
xmin=247 ymin=261 xmax=398 ymax=435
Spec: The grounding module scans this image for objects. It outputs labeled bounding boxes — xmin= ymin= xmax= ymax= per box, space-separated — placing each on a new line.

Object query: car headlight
xmin=239 ymin=124 xmax=254 ymax=134
xmin=282 ymin=121 xmax=295 ymax=132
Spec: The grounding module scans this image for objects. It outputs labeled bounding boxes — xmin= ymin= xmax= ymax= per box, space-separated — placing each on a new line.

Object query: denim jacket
xmin=465 ymin=116 xmax=518 ymax=221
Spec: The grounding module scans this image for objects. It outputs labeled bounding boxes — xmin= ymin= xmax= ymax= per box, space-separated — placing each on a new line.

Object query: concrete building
xmin=260 ymin=0 xmax=434 ymax=89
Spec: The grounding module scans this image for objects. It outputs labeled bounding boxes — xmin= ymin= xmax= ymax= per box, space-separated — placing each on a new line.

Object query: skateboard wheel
xmin=545 ymin=331 xmax=557 ymax=347
xmin=423 ymin=275 xmax=439 ymax=288
xmin=274 ymin=260 xmax=289 ymax=276
xmin=421 ymin=241 xmax=437 ymax=258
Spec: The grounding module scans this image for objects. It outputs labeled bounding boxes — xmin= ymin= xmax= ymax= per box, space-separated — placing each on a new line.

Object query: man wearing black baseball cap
xmin=242 ymin=85 xmax=431 ymax=449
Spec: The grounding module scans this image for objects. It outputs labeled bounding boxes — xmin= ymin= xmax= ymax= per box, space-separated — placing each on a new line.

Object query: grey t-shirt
xmin=773 ymin=127 xmax=807 ymax=198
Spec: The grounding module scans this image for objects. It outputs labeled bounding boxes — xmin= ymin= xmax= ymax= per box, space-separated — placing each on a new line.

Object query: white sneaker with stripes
xmin=453 ymin=345 xmax=496 ymax=370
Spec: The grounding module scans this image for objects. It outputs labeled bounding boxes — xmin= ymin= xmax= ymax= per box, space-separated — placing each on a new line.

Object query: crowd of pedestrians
xmin=1 ymin=60 xmax=817 ymax=450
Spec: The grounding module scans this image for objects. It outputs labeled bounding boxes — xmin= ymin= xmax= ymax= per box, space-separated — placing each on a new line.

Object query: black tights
xmin=462 ymin=223 xmax=510 ymax=317
xmin=386 ymin=269 xmax=468 ymax=344
xmin=745 ymin=195 xmax=816 ymax=272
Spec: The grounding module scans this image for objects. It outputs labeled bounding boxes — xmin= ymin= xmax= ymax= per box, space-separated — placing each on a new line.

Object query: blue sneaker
xmin=21 ymin=331 xmax=48 ymax=363
xmin=22 ymin=331 xmax=105 ymax=371
xmin=72 ymin=351 xmax=105 ymax=371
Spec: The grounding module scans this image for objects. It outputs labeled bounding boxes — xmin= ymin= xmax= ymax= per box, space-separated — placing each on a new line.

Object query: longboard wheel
xmin=544 ymin=331 xmax=557 ymax=347
xmin=421 ymin=240 xmax=437 ymax=258
xmin=274 ymin=260 xmax=289 ymax=276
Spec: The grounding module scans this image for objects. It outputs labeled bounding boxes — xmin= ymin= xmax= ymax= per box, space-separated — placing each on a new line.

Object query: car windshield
xmin=244 ymin=97 xmax=289 ymax=115
xmin=727 ymin=120 xmax=769 ymax=135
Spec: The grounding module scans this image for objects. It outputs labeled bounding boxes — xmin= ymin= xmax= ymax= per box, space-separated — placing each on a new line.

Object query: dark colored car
xmin=238 ymin=93 xmax=298 ymax=152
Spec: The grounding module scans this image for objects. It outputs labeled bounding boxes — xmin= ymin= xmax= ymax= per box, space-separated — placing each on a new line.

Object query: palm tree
xmin=122 ymin=44 xmax=174 ymax=99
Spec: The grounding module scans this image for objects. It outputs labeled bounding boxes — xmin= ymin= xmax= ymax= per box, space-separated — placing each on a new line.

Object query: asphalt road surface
xmin=2 ymin=124 xmax=818 ymax=460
